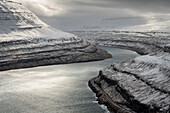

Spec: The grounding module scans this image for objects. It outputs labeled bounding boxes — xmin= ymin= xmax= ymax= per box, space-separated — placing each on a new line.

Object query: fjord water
xmin=0 ymin=47 xmax=139 ymax=113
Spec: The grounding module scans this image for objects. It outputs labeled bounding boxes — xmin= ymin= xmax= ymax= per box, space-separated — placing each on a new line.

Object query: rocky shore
xmin=78 ymin=31 xmax=170 ymax=113
xmin=88 ymin=77 xmax=133 ymax=113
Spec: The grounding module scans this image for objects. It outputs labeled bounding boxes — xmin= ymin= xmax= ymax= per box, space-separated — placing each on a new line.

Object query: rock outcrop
xmin=89 ymin=51 xmax=170 ymax=112
xmin=0 ymin=1 xmax=111 ymax=71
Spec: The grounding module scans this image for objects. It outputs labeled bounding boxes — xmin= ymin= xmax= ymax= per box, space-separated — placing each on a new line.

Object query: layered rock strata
xmin=89 ymin=52 xmax=170 ymax=113
xmin=72 ymin=31 xmax=170 ymax=55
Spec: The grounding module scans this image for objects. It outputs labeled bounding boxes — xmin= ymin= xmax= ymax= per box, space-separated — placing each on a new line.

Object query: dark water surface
xmin=0 ymin=47 xmax=139 ymax=113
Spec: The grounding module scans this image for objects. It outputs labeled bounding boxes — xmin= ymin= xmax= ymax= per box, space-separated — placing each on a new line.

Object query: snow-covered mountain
xmin=0 ymin=0 xmax=111 ymax=71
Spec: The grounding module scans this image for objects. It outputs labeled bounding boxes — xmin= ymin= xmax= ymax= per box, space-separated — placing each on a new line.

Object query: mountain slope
xmin=0 ymin=0 xmax=111 ymax=71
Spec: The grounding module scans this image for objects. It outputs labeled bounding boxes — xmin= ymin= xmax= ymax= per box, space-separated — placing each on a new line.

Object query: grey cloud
xmin=70 ymin=0 xmax=170 ymax=13
xmin=15 ymin=0 xmax=170 ymax=30
xmin=18 ymin=0 xmax=170 ymax=17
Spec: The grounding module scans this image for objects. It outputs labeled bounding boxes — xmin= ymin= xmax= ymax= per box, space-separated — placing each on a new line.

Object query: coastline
xmin=97 ymin=45 xmax=146 ymax=55
xmin=0 ymin=48 xmax=112 ymax=72
xmin=88 ymin=45 xmax=145 ymax=113
xmin=0 ymin=46 xmax=139 ymax=113
xmin=88 ymin=44 xmax=170 ymax=113
xmin=88 ymin=77 xmax=133 ymax=113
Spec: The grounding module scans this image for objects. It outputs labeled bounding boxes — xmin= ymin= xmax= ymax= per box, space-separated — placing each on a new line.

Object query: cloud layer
xmin=15 ymin=0 xmax=170 ymax=30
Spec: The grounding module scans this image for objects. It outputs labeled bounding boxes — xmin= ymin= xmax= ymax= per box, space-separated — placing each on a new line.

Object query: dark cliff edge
xmin=86 ymin=31 xmax=170 ymax=113
xmin=89 ymin=72 xmax=164 ymax=113
xmin=89 ymin=60 xmax=170 ymax=113
xmin=88 ymin=77 xmax=133 ymax=113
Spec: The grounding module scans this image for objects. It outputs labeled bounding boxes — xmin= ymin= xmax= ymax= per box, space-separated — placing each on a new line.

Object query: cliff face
xmin=76 ymin=31 xmax=170 ymax=113
xmin=0 ymin=1 xmax=111 ymax=71
xmin=95 ymin=51 xmax=170 ymax=113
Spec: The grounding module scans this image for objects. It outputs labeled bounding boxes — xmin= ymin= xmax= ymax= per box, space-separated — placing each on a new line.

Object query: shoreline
xmin=88 ymin=77 xmax=132 ymax=113
xmin=88 ymin=45 xmax=170 ymax=113
xmin=0 ymin=48 xmax=112 ymax=72
xmin=88 ymin=74 xmax=161 ymax=113
xmin=88 ymin=45 xmax=165 ymax=113
xmin=97 ymin=45 xmax=147 ymax=55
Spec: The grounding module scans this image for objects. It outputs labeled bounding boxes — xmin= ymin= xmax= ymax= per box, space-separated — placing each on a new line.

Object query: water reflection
xmin=0 ymin=47 xmax=139 ymax=113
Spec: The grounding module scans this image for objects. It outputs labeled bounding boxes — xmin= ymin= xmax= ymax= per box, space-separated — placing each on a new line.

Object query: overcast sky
xmin=16 ymin=0 xmax=170 ymax=31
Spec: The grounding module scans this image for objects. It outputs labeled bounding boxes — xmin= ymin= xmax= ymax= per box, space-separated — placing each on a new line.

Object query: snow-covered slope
xmin=0 ymin=0 xmax=111 ymax=71
xmin=0 ymin=0 xmax=75 ymax=41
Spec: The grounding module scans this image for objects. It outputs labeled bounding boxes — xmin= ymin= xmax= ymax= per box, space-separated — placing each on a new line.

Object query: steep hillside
xmin=75 ymin=30 xmax=170 ymax=112
xmin=0 ymin=0 xmax=111 ymax=71
xmin=89 ymin=49 xmax=170 ymax=113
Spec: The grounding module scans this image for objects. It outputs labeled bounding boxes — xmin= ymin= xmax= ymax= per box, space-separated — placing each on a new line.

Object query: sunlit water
xmin=0 ymin=47 xmax=139 ymax=113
